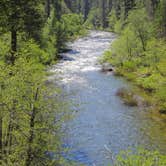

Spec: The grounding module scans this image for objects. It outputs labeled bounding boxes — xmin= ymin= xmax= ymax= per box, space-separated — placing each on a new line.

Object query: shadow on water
xmin=62 ymin=143 xmax=94 ymax=165
xmin=50 ymin=31 xmax=166 ymax=166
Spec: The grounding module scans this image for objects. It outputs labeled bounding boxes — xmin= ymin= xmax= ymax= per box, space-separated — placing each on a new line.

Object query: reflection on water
xmin=50 ymin=31 xmax=166 ymax=166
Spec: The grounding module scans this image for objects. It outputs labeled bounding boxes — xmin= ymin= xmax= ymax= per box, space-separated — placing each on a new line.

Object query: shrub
xmin=0 ymin=34 xmax=10 ymax=62
xmin=114 ymin=149 xmax=166 ymax=166
xmin=116 ymin=88 xmax=138 ymax=106
xmin=41 ymin=11 xmax=57 ymax=62
xmin=20 ymin=40 xmax=50 ymax=64
xmin=136 ymin=73 xmax=163 ymax=92
xmin=61 ymin=13 xmax=85 ymax=39
xmin=108 ymin=9 xmax=118 ymax=31
xmin=85 ymin=8 xmax=102 ymax=29
xmin=128 ymin=8 xmax=154 ymax=51
xmin=123 ymin=61 xmax=137 ymax=72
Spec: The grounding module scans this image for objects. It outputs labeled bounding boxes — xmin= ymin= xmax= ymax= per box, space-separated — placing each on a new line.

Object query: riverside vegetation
xmin=0 ymin=0 xmax=166 ymax=165
xmin=101 ymin=0 xmax=166 ymax=115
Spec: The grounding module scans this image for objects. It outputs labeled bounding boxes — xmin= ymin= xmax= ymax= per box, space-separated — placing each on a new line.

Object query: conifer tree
xmin=0 ymin=1 xmax=44 ymax=63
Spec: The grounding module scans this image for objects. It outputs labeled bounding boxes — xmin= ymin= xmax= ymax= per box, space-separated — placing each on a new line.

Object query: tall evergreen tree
xmin=84 ymin=0 xmax=90 ymax=20
xmin=0 ymin=0 xmax=44 ymax=63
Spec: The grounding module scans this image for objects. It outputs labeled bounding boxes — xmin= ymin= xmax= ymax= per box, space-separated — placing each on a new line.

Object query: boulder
xmin=101 ymin=63 xmax=114 ymax=72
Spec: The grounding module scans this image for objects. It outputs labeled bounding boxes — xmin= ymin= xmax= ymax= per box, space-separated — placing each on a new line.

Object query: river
xmin=50 ymin=31 xmax=166 ymax=166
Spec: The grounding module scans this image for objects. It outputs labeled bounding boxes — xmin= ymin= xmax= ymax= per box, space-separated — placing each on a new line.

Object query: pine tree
xmin=84 ymin=0 xmax=90 ymax=20
xmin=0 ymin=1 xmax=45 ymax=64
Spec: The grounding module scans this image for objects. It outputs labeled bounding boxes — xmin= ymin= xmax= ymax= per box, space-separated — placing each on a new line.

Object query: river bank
xmin=101 ymin=61 xmax=166 ymax=119
xmin=101 ymin=37 xmax=166 ymax=116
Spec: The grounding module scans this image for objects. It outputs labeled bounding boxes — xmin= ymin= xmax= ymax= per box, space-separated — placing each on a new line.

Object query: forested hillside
xmin=0 ymin=0 xmax=166 ymax=165
xmin=64 ymin=0 xmax=166 ymax=31
xmin=0 ymin=0 xmax=85 ymax=165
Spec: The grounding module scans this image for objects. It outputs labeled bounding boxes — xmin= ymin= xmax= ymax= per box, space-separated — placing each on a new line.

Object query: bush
xmin=136 ymin=73 xmax=162 ymax=92
xmin=128 ymin=8 xmax=154 ymax=51
xmin=123 ymin=61 xmax=137 ymax=72
xmin=108 ymin=10 xmax=117 ymax=31
xmin=114 ymin=149 xmax=166 ymax=166
xmin=0 ymin=34 xmax=10 ymax=62
xmin=85 ymin=8 xmax=102 ymax=29
xmin=61 ymin=13 xmax=85 ymax=39
xmin=20 ymin=40 xmax=51 ymax=64
xmin=41 ymin=11 xmax=57 ymax=62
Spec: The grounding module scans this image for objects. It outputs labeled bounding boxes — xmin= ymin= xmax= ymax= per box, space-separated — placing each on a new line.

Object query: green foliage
xmin=114 ymin=19 xmax=124 ymax=34
xmin=85 ymin=8 xmax=102 ymax=29
xmin=0 ymin=34 xmax=10 ymax=61
xmin=113 ymin=9 xmax=125 ymax=34
xmin=102 ymin=3 xmax=166 ymax=113
xmin=41 ymin=10 xmax=57 ymax=63
xmin=0 ymin=1 xmax=85 ymax=165
xmin=123 ymin=61 xmax=137 ymax=72
xmin=127 ymin=8 xmax=154 ymax=51
xmin=111 ymin=25 xmax=143 ymax=62
xmin=136 ymin=73 xmax=162 ymax=92
xmin=53 ymin=13 xmax=86 ymax=53
xmin=61 ymin=13 xmax=85 ymax=38
xmin=114 ymin=149 xmax=166 ymax=166
xmin=108 ymin=10 xmax=118 ymax=31
xmin=154 ymin=0 xmax=166 ymax=37
xmin=20 ymin=40 xmax=51 ymax=64
xmin=0 ymin=58 xmax=70 ymax=165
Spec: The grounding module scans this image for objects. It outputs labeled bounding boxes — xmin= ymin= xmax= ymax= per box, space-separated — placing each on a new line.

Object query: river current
xmin=50 ymin=31 xmax=166 ymax=166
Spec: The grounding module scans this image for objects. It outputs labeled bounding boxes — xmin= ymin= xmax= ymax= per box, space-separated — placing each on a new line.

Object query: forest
xmin=0 ymin=0 xmax=166 ymax=165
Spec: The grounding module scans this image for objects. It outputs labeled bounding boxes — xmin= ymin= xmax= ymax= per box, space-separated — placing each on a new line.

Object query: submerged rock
xmin=159 ymin=109 xmax=166 ymax=114
xmin=116 ymin=88 xmax=151 ymax=108
xmin=60 ymin=54 xmax=75 ymax=61
xmin=101 ymin=63 xmax=114 ymax=72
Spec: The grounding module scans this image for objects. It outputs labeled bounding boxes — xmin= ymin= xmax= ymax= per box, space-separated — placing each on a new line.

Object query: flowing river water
xmin=50 ymin=31 xmax=166 ymax=165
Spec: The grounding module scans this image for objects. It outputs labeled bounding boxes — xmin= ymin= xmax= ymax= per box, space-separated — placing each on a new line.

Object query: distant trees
xmin=84 ymin=0 xmax=90 ymax=20
xmin=159 ymin=0 xmax=166 ymax=36
xmin=53 ymin=0 xmax=62 ymax=20
xmin=124 ymin=0 xmax=135 ymax=17
xmin=54 ymin=0 xmax=165 ymax=33
xmin=46 ymin=0 xmax=51 ymax=17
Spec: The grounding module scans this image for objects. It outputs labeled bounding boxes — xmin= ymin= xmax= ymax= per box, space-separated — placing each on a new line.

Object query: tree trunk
xmin=46 ymin=0 xmax=51 ymax=18
xmin=64 ymin=0 xmax=72 ymax=11
xmin=163 ymin=0 xmax=166 ymax=37
xmin=124 ymin=0 xmax=134 ymax=18
xmin=4 ymin=112 xmax=14 ymax=155
xmin=54 ymin=0 xmax=61 ymax=21
xmin=84 ymin=0 xmax=89 ymax=21
xmin=139 ymin=32 xmax=146 ymax=51
xmin=102 ymin=0 xmax=107 ymax=28
xmin=151 ymin=0 xmax=160 ymax=12
xmin=26 ymin=88 xmax=39 ymax=166
xmin=11 ymin=30 xmax=17 ymax=64
xmin=26 ymin=111 xmax=35 ymax=166
xmin=78 ymin=0 xmax=81 ymax=13
xmin=109 ymin=0 xmax=113 ymax=12
xmin=0 ymin=117 xmax=2 ymax=164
